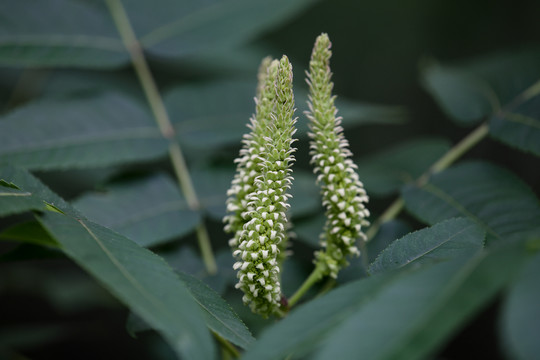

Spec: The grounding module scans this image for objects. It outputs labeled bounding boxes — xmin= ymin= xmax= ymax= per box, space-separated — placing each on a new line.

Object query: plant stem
xmin=288 ymin=262 xmax=326 ymax=307
xmin=288 ymin=122 xmax=489 ymax=308
xmin=370 ymin=122 xmax=490 ymax=241
xmin=426 ymin=122 xmax=489 ymax=177
xmin=105 ymin=0 xmax=217 ymax=274
xmin=365 ymin=198 xmax=405 ymax=241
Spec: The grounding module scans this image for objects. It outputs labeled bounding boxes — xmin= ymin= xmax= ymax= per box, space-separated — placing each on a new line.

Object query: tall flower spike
xmin=306 ymin=33 xmax=370 ymax=278
xmin=224 ymin=57 xmax=277 ymax=250
xmin=226 ymin=55 xmax=297 ymax=317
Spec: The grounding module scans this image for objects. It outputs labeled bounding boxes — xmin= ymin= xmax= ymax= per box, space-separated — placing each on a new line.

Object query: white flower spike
xmin=224 ymin=55 xmax=296 ymax=317
xmin=306 ymin=33 xmax=370 ymax=278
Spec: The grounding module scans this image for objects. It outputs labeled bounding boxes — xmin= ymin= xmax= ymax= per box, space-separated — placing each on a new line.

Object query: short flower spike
xmin=306 ymin=33 xmax=370 ymax=278
xmin=225 ymin=55 xmax=297 ymax=316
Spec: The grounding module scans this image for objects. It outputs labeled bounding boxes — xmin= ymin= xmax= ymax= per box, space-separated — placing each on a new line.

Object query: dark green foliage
xmin=1 ymin=1 xmax=539 ymax=359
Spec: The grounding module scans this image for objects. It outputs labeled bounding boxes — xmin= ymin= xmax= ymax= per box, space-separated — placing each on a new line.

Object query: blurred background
xmin=1 ymin=0 xmax=539 ymax=358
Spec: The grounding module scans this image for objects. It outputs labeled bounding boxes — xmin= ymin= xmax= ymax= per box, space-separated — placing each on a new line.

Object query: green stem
xmin=369 ymin=122 xmax=489 ymax=241
xmin=288 ymin=262 xmax=326 ymax=307
xmin=105 ymin=0 xmax=217 ymax=274
xmin=288 ymin=122 xmax=489 ymax=308
xmin=426 ymin=122 xmax=489 ymax=177
xmin=365 ymin=198 xmax=405 ymax=242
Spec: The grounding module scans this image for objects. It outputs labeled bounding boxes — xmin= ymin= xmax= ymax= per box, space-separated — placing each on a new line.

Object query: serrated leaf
xmin=244 ymin=240 xmax=529 ymax=360
xmin=0 ymin=0 xmax=127 ymax=68
xmin=501 ymin=250 xmax=540 ymax=360
xmin=355 ymin=138 xmax=451 ymax=196
xmin=366 ymin=220 xmax=413 ymax=264
xmin=127 ymin=267 xmax=253 ymax=349
xmin=489 ymin=83 xmax=540 ymax=156
xmin=0 ymin=93 xmax=168 ymax=170
xmin=73 ymin=174 xmax=200 ymax=247
xmin=369 ymin=218 xmax=484 ymax=274
xmin=0 ymin=165 xmax=77 ymax=217
xmin=402 ymin=161 xmax=540 ymax=244
xmin=177 ymin=272 xmax=254 ymax=349
xmin=39 ymin=213 xmax=215 ymax=360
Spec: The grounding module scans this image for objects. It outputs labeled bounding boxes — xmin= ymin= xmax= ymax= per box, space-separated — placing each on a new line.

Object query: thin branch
xmin=105 ymin=0 xmax=217 ymax=274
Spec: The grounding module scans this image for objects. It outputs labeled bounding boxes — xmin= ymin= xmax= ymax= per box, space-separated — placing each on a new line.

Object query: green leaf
xmin=135 ymin=0 xmax=319 ymax=58
xmin=0 ymin=93 xmax=168 ymax=170
xmin=165 ymin=81 xmax=255 ymax=151
xmin=421 ymin=48 xmax=540 ymax=125
xmin=177 ymin=272 xmax=254 ymax=349
xmin=127 ymin=269 xmax=254 ymax=349
xmin=0 ymin=0 xmax=127 ymax=68
xmin=0 ymin=0 xmax=318 ymax=68
xmin=191 ymin=167 xmax=235 ymax=221
xmin=39 ymin=213 xmax=215 ymax=360
xmin=402 ymin=161 xmax=540 ymax=244
xmin=421 ymin=49 xmax=540 ymax=155
xmin=355 ymin=138 xmax=451 ymax=196
xmin=289 ymin=170 xmax=321 ymax=218
xmin=501 ymin=250 xmax=540 ymax=360
xmin=489 ymin=83 xmax=540 ymax=157
xmin=0 ymin=179 xmax=20 ymax=189
xmin=421 ymin=63 xmax=496 ymax=124
xmin=366 ymin=220 xmax=413 ymax=264
xmin=295 ymin=90 xmax=407 ymax=137
xmin=73 ymin=174 xmax=200 ymax=247
xmin=0 ymin=165 xmax=77 ymax=217
xmin=0 ymin=221 xmax=57 ymax=247
xmin=294 ymin=213 xmax=325 ymax=247
xmin=338 ymin=220 xmax=413 ymax=283
xmin=369 ymin=218 xmax=484 ymax=274
xmin=244 ymin=240 xmax=529 ymax=360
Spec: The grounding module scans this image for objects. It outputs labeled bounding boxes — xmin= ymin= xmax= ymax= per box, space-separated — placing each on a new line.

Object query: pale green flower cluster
xmin=306 ymin=33 xmax=370 ymax=278
xmin=224 ymin=56 xmax=296 ymax=316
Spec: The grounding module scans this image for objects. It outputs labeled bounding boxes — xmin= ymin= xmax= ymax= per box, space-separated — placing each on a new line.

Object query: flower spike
xmin=306 ymin=33 xmax=370 ymax=278
xmin=225 ymin=55 xmax=297 ymax=317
